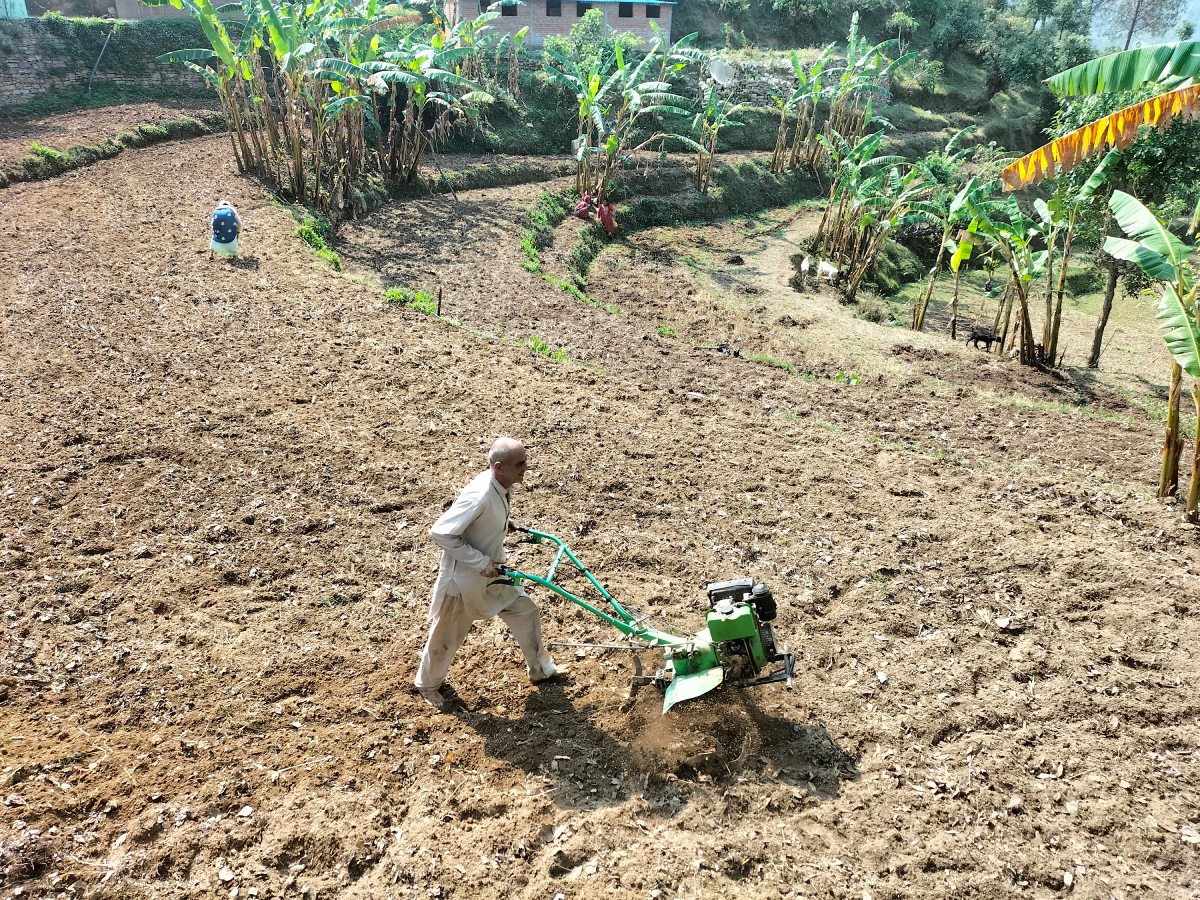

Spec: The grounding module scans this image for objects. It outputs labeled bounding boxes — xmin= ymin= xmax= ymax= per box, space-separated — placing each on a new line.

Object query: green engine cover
xmin=706 ymin=603 xmax=758 ymax=642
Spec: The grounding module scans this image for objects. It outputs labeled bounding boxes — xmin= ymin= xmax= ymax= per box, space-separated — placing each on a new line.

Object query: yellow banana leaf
xmin=1000 ymin=83 xmax=1200 ymax=191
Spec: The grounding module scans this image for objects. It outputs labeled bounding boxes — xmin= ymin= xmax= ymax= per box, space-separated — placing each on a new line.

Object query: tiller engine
xmin=496 ymin=529 xmax=795 ymax=712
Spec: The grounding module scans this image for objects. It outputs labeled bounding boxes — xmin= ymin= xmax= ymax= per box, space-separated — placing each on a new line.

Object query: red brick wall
xmin=484 ymin=1 xmax=673 ymax=48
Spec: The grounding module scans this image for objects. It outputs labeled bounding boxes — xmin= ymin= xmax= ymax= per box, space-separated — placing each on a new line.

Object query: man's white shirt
xmin=428 ymin=470 xmax=512 ymax=619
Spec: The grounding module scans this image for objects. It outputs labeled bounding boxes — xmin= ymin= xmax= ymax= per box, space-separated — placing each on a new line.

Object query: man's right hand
xmin=481 ymin=563 xmax=499 ymax=578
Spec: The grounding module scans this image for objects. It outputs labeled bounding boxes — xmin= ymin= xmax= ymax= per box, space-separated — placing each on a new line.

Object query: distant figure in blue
xmin=210 ymin=200 xmax=242 ymax=260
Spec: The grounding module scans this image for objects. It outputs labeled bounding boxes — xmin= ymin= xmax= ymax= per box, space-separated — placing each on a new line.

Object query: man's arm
xmin=430 ymin=487 xmax=493 ymax=574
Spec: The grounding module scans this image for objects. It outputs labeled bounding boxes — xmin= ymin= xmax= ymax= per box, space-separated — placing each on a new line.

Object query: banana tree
xmin=543 ymin=49 xmax=613 ymax=196
xmin=946 ymin=230 xmax=974 ymax=339
xmin=595 ymin=42 xmax=696 ymax=201
xmin=769 ymin=45 xmax=834 ymax=174
xmin=907 ymin=130 xmax=985 ymax=332
xmin=1030 ymin=148 xmax=1121 ymax=364
xmin=814 ymin=130 xmax=906 ymax=267
xmin=1001 ymin=41 xmax=1200 ymax=202
xmin=966 ymin=195 xmax=1049 ymax=364
xmin=495 ymin=25 xmax=529 ymax=98
xmin=1103 ymin=190 xmax=1199 ymax=513
xmin=693 ymin=80 xmax=743 ymax=195
xmin=822 ymin=12 xmax=916 ymax=153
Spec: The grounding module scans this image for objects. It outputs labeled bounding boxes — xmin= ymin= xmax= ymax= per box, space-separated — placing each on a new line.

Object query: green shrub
xmin=385 ymin=288 xmax=438 ymax=315
xmin=655 ymin=324 xmax=677 ymax=337
xmin=543 ymin=10 xmax=642 ymax=69
xmin=856 ymin=296 xmax=891 ymax=324
xmin=545 ymin=275 xmax=622 ymax=314
xmin=521 ymin=234 xmax=541 ymax=272
xmin=293 ymin=216 xmax=342 ymax=271
xmin=526 ymin=335 xmax=569 ymax=360
xmin=869 ymin=239 xmax=925 ymax=295
xmin=1066 ymin=268 xmax=1104 ymax=295
xmin=745 ymin=352 xmax=796 ymax=375
xmin=30 ymin=142 xmax=61 ymax=160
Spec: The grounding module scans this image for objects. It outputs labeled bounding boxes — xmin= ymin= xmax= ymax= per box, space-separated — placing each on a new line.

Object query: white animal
xmin=816 ymin=259 xmax=843 ymax=283
xmin=800 ymin=256 xmax=811 ymax=279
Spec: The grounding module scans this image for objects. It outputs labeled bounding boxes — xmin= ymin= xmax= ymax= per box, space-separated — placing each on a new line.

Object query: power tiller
xmin=494 ymin=528 xmax=796 ymax=712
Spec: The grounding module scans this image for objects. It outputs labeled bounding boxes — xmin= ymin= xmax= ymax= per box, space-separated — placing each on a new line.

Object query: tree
xmin=1095 ymin=0 xmax=1186 ymax=50
xmin=1104 ymin=190 xmax=1200 ymax=516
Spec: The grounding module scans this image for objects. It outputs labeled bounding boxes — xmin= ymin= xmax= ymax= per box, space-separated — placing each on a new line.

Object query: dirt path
xmin=3 ymin=134 xmax=1199 ymax=900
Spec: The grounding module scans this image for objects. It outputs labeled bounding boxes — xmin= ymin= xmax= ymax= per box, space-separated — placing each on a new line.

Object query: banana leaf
xmin=1156 ymin=285 xmax=1200 ymax=378
xmin=1107 ymin=190 xmax=1190 ymax=269
xmin=1047 ymin=41 xmax=1200 ymax=97
xmin=1104 ymin=236 xmax=1180 ymax=282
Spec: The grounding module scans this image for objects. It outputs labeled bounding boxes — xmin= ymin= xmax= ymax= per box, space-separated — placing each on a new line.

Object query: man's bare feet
xmin=418 ymin=687 xmax=446 ymax=709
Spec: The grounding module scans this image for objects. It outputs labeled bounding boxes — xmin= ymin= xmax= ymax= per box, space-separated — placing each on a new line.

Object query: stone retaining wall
xmin=0 ymin=17 xmax=208 ymax=107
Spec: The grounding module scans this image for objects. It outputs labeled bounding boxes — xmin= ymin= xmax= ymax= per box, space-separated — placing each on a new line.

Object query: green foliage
xmin=745 ymin=352 xmax=796 ymax=374
xmin=517 ymin=189 xmax=573 ymax=273
xmin=1065 ymin=268 xmax=1104 ymax=294
xmin=856 ymin=296 xmax=891 ymax=323
xmin=385 ymin=288 xmax=439 ymax=315
xmin=18 ymin=15 xmax=209 ymax=78
xmin=869 ymin=239 xmax=925 ymax=295
xmin=520 ymin=234 xmax=541 ymax=272
xmin=29 ymin=142 xmax=61 ymax=161
xmin=655 ymin=324 xmax=678 ymax=337
xmin=544 ymin=275 xmax=623 ymax=314
xmin=833 ymin=370 xmax=862 ymax=384
xmin=293 ymin=215 xmax=342 ymax=271
xmin=525 ymin=335 xmax=569 ymax=360
xmin=542 ymin=9 xmax=643 ymax=68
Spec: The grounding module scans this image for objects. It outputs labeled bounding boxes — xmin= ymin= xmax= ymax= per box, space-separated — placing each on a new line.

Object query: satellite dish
xmin=710 ymin=59 xmax=735 ymax=85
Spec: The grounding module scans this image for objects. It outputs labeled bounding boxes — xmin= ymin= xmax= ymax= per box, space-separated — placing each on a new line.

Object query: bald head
xmin=489 ymin=437 xmax=527 ymax=489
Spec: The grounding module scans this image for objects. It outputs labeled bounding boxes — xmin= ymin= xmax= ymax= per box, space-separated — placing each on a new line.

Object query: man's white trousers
xmin=415 ymin=584 xmax=555 ymax=690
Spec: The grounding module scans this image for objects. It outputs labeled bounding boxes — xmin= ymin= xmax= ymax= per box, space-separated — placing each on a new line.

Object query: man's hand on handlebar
xmin=481 ymin=562 xmax=500 ymax=578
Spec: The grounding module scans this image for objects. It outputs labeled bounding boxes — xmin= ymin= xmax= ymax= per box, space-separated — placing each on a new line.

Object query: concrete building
xmin=480 ymin=0 xmax=673 ymax=49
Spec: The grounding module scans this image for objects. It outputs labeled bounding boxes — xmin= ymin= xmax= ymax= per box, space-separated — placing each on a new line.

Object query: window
xmin=645 ymin=3 xmax=660 ymax=15
xmin=501 ymin=1 xmax=518 ymax=14
xmin=618 ymin=1 xmax=632 ymax=14
xmin=546 ymin=0 xmax=561 ymax=13
xmin=575 ymin=1 xmax=590 ymax=15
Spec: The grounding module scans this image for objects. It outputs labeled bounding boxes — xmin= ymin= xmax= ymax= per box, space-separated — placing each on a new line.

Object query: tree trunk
xmin=1160 ymin=361 xmax=1185 ymax=498
xmin=1087 ymin=261 xmax=1118 ymax=368
xmin=996 ymin=281 xmax=1016 ymax=354
xmin=1122 ymin=0 xmax=1142 ymax=50
xmin=914 ymin=235 xmax=947 ymax=332
xmin=1046 ymin=218 xmax=1073 ymax=364
xmin=1188 ymin=382 xmax=1200 ymax=522
xmin=949 ymin=264 xmax=963 ymax=340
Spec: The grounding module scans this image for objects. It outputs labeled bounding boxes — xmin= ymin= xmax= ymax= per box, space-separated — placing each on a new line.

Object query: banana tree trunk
xmin=997 ymin=278 xmax=1017 ymax=355
xmin=1042 ymin=226 xmax=1057 ymax=354
xmin=991 ymin=277 xmax=1012 ymax=341
xmin=770 ymin=106 xmax=789 ymax=174
xmin=1188 ymin=382 xmax=1200 ymax=522
xmin=948 ymin=264 xmax=963 ymax=340
xmin=1046 ymin=217 xmax=1073 ymax=365
xmin=914 ymin=233 xmax=947 ymax=331
xmin=1160 ymin=361 xmax=1185 ymax=498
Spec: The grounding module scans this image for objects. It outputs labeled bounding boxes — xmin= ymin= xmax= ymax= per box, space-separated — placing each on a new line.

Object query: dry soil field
xmin=2 ymin=132 xmax=1199 ymax=900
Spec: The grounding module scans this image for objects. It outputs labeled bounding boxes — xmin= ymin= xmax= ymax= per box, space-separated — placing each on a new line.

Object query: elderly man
xmin=415 ymin=437 xmax=566 ymax=709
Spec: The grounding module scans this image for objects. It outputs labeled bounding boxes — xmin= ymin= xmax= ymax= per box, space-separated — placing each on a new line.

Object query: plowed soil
xmin=2 ymin=132 xmax=1199 ymax=900
xmin=0 ymin=98 xmax=218 ymax=170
